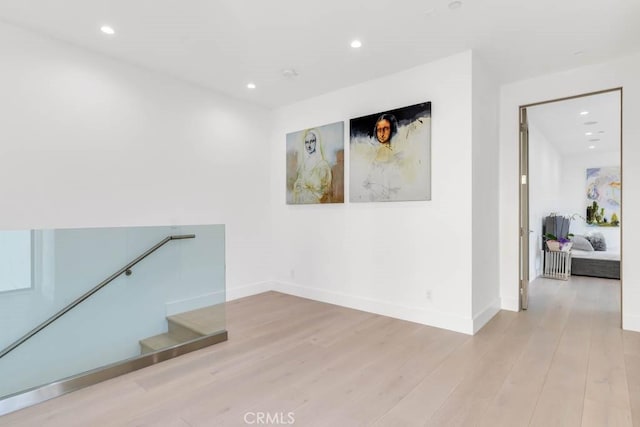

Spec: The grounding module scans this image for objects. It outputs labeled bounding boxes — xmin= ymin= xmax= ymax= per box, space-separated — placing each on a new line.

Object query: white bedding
xmin=571 ymin=249 xmax=620 ymax=261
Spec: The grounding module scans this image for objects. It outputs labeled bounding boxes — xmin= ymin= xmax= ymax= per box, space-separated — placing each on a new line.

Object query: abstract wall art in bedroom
xmin=349 ymin=102 xmax=431 ymax=202
xmin=286 ymin=121 xmax=344 ymax=205
xmin=586 ymin=166 xmax=620 ymax=226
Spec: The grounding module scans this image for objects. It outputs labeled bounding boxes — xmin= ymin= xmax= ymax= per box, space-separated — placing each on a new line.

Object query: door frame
xmin=519 ymin=107 xmax=529 ymax=310
xmin=518 ymin=87 xmax=623 ymax=322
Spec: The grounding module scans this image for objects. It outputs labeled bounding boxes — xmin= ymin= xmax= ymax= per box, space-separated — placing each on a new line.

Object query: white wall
xmin=471 ymin=52 xmax=501 ymax=332
xmin=528 ymin=123 xmax=563 ymax=279
xmin=0 ymin=231 xmax=32 ymax=291
xmin=560 ymin=150 xmax=621 ymax=250
xmin=0 ymin=22 xmax=273 ymax=296
xmin=269 ymin=51 xmax=476 ymax=334
xmin=499 ymin=52 xmax=640 ymax=332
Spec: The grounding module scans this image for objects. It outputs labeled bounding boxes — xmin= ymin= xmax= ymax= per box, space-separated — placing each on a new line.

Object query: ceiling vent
xmin=282 ymin=69 xmax=299 ymax=80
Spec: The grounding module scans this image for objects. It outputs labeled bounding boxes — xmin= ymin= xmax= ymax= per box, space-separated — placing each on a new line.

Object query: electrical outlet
xmin=425 ymin=290 xmax=432 ymax=301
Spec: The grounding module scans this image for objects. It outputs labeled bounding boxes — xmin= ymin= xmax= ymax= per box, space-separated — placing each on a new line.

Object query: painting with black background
xmin=350 ymin=102 xmax=431 ymax=202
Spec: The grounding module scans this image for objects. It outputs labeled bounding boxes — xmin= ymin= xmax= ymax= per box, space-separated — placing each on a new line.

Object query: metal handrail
xmin=0 ymin=234 xmax=196 ymax=360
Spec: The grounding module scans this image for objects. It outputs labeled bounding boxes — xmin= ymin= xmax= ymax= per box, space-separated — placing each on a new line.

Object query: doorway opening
xmin=519 ymin=88 xmax=622 ymax=323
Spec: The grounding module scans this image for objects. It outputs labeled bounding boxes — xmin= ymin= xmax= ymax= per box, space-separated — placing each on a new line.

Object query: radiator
xmin=543 ymin=250 xmax=572 ymax=280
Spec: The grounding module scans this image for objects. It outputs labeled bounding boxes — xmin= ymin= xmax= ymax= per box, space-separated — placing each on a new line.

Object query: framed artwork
xmin=586 ymin=166 xmax=620 ymax=226
xmin=349 ymin=102 xmax=431 ymax=202
xmin=286 ymin=121 xmax=344 ymax=204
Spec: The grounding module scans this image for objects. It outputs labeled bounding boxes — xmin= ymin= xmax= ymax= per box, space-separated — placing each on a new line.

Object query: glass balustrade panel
xmin=0 ymin=224 xmax=226 ymax=399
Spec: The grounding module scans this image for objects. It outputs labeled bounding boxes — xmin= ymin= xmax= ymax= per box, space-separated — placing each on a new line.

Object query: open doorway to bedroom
xmin=519 ymin=88 xmax=622 ymax=322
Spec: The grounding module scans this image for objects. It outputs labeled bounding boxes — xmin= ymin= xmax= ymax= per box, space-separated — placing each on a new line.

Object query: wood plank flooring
xmin=1 ymin=275 xmax=638 ymax=426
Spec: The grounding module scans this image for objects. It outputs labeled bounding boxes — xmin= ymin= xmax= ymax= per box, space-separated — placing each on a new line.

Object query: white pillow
xmin=572 ymin=235 xmax=594 ymax=251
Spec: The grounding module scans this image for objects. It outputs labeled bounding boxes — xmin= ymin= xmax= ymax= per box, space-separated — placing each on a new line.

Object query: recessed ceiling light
xmin=598 ymin=130 xmax=605 ymax=133
xmin=350 ymin=40 xmax=362 ymax=49
xmin=448 ymin=1 xmax=463 ymax=9
xmin=584 ymin=121 xmax=598 ymax=125
xmin=574 ymin=50 xmax=585 ymax=56
xmin=589 ymin=138 xmax=600 ymax=142
xmin=246 ymin=83 xmax=256 ymax=89
xmin=580 ymin=111 xmax=589 ymax=116
xmin=588 ymin=145 xmax=596 ymax=149
xmin=100 ymin=25 xmax=115 ymax=35
xmin=585 ymin=132 xmax=593 ymax=136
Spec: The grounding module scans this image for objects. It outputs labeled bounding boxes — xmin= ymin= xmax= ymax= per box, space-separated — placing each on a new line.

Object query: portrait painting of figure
xmin=350 ymin=102 xmax=431 ymax=202
xmin=286 ymin=121 xmax=344 ymax=204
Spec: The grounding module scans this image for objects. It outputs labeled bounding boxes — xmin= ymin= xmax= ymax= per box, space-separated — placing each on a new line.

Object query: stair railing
xmin=0 ymin=234 xmax=196 ymax=360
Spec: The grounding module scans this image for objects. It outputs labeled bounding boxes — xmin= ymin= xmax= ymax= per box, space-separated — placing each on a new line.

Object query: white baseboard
xmin=623 ymin=314 xmax=640 ymax=333
xmin=501 ymin=296 xmax=519 ymax=312
xmin=472 ymin=298 xmax=501 ymax=334
xmin=164 ymin=282 xmax=274 ymax=315
xmin=165 ymin=290 xmax=225 ymax=316
xmin=226 ymin=281 xmax=274 ymax=301
xmin=271 ymin=281 xmax=474 ymax=335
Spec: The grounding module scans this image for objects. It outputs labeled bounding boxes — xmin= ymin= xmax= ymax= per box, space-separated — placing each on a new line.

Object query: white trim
xmin=501 ymin=296 xmax=519 ymax=312
xmin=271 ymin=281 xmax=474 ymax=335
xmin=226 ymin=281 xmax=274 ymax=301
xmin=223 ymin=280 xmax=506 ymax=334
xmin=165 ymin=290 xmax=226 ymax=316
xmin=472 ymin=298 xmax=501 ymax=334
xmin=623 ymin=314 xmax=640 ymax=333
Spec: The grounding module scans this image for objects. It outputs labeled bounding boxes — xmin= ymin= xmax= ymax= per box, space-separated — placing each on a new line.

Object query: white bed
xmin=571 ymin=249 xmax=620 ymax=261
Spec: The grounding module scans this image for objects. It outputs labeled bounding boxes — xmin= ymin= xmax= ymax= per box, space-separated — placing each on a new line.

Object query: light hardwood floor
xmin=1 ymin=276 xmax=639 ymax=426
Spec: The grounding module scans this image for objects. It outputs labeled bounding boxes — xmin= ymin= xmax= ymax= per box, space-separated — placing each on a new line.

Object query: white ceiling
xmin=527 ymin=90 xmax=621 ymax=155
xmin=0 ymin=0 xmax=639 ymax=108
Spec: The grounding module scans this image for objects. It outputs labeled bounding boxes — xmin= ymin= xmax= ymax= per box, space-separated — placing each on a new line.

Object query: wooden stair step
xmin=167 ymin=304 xmax=226 ymax=338
xmin=139 ymin=332 xmax=185 ymax=354
xmin=139 ymin=304 xmax=227 ymax=354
